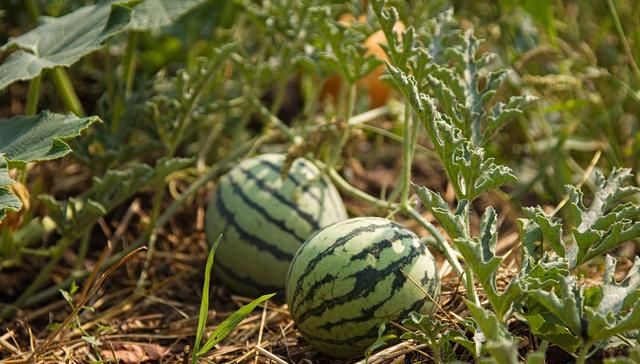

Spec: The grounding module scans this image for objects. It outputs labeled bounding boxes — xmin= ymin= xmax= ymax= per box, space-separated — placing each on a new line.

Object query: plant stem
xmin=576 ymin=341 xmax=592 ymax=364
xmin=326 ymin=167 xmax=398 ymax=210
xmin=400 ymin=103 xmax=412 ymax=208
xmin=324 ymin=162 xmax=466 ymax=282
xmin=606 ymin=0 xmax=640 ymax=81
xmin=25 ymin=75 xmax=41 ymax=115
xmin=328 ymin=83 xmax=357 ymax=169
xmin=25 ymin=0 xmax=40 ymax=23
xmin=406 ymin=207 xmax=464 ymax=278
xmin=51 ymin=67 xmax=85 ymax=116
xmin=123 ymin=32 xmax=138 ymax=99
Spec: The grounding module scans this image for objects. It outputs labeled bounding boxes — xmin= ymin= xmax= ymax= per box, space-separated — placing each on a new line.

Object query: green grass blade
xmin=192 ymin=233 xmax=222 ymax=360
xmin=196 ymin=292 xmax=276 ymax=356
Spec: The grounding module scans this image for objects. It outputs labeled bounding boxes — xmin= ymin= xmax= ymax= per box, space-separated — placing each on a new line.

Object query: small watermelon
xmin=286 ymin=217 xmax=440 ymax=358
xmin=206 ymin=153 xmax=347 ymax=297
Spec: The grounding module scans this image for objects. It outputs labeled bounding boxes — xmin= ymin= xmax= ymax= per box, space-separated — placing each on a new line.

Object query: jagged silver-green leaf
xmin=524 ymin=207 xmax=565 ymax=257
xmin=466 ymin=300 xmax=518 ymax=364
xmin=565 ymin=168 xmax=640 ymax=267
xmin=0 ymin=1 xmax=132 ymax=90
xmin=456 ymin=208 xmax=522 ymax=319
xmin=527 ymin=276 xmax=583 ymax=336
xmin=598 ymin=255 xmax=640 ymax=314
xmin=0 ymin=111 xmax=100 ymax=165
xmin=413 ymin=183 xmax=465 ymax=238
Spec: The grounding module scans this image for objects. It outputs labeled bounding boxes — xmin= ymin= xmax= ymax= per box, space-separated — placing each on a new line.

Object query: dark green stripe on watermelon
xmin=285 ymin=217 xmax=440 ymax=359
xmin=293 ymin=235 xmax=425 ymax=325
xmin=206 ymin=153 xmax=347 ymax=297
xmin=213 ymin=186 xmax=294 ymax=261
xmin=226 ymin=172 xmax=306 ymax=242
xmin=291 ymin=229 xmax=414 ymax=315
xmin=289 ymin=221 xmax=393 ymax=303
xmin=237 ymin=164 xmax=321 ymax=231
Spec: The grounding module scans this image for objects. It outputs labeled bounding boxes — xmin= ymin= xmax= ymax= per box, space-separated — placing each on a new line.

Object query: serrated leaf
xmin=455 ymin=208 xmax=522 ymax=319
xmin=128 ymin=0 xmax=207 ymax=31
xmin=524 ymin=207 xmax=565 ymax=257
xmin=387 ymin=65 xmax=516 ymax=201
xmin=527 ymin=276 xmax=583 ymax=337
xmin=523 ymin=311 xmax=581 ymax=353
xmin=0 ymin=112 xmax=100 ymax=164
xmin=39 ymin=158 xmax=188 ymax=234
xmin=565 ymin=168 xmax=640 ymax=267
xmin=0 ymin=1 xmax=132 ymax=90
xmin=483 ymin=95 xmax=537 ymax=144
xmin=466 ymin=300 xmax=518 ymax=364
xmin=413 ymin=184 xmax=465 ymax=238
xmin=599 ymin=256 xmax=640 ymax=315
xmin=586 ymin=300 xmax=640 ymax=341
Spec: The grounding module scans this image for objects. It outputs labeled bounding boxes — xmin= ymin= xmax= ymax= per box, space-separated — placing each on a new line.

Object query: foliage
xmin=0 ymin=0 xmax=639 ymax=362
xmin=192 ymin=234 xmax=275 ymax=363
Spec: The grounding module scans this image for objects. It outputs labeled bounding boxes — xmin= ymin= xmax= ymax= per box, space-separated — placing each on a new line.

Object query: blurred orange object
xmin=322 ymin=15 xmax=405 ymax=109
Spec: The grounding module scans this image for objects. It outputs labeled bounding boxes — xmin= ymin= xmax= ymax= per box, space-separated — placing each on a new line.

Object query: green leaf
xmin=565 ymin=168 xmax=640 ymax=267
xmin=413 ymin=183 xmax=465 ymax=238
xmin=466 ymin=300 xmax=519 ymax=364
xmin=364 ymin=323 xmax=397 ymax=361
xmin=598 ymin=255 xmax=640 ymax=315
xmin=0 ymin=156 xmax=14 ymax=186
xmin=527 ymin=276 xmax=583 ymax=337
xmin=586 ymin=300 xmax=640 ymax=341
xmin=0 ymin=1 xmax=132 ymax=90
xmin=128 ymin=0 xmax=207 ymax=31
xmin=0 ymin=188 xmax=22 ymax=222
xmin=387 ymin=65 xmax=516 ymax=201
xmin=0 ymin=111 xmax=100 ymax=165
xmin=522 ymin=311 xmax=581 ymax=353
xmin=193 ymin=233 xmax=222 ymax=358
xmin=39 ymin=158 xmax=189 ymax=234
xmin=524 ymin=207 xmax=565 ymax=257
xmin=196 ymin=293 xmax=275 ymax=356
xmin=455 ymin=208 xmax=522 ymax=319
xmin=0 ymin=156 xmax=21 ymax=222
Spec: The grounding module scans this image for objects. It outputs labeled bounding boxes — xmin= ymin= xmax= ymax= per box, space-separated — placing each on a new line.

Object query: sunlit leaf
xmin=0 ymin=1 xmax=132 ymax=90
xmin=128 ymin=0 xmax=208 ymax=31
xmin=196 ymin=293 xmax=275 ymax=355
xmin=0 ymin=111 xmax=100 ymax=165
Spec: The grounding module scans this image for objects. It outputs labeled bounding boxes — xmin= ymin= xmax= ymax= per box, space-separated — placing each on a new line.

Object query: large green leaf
xmin=0 ymin=156 xmax=14 ymax=186
xmin=0 ymin=1 xmax=132 ymax=90
xmin=128 ymin=0 xmax=208 ymax=31
xmin=0 ymin=111 xmax=100 ymax=165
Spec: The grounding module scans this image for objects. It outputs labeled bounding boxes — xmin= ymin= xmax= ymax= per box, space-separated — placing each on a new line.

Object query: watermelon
xmin=286 ymin=217 xmax=440 ymax=358
xmin=205 ymin=153 xmax=347 ymax=297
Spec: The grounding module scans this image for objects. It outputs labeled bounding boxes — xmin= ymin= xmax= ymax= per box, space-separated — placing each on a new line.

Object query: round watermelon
xmin=206 ymin=153 xmax=347 ymax=297
xmin=286 ymin=217 xmax=440 ymax=358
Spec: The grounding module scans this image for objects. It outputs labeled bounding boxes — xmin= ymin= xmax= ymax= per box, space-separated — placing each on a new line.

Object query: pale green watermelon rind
xmin=205 ymin=153 xmax=347 ymax=297
xmin=285 ymin=217 xmax=440 ymax=358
